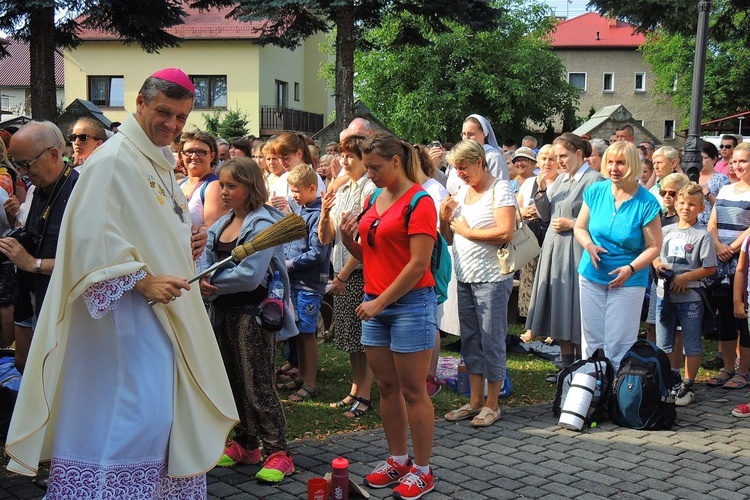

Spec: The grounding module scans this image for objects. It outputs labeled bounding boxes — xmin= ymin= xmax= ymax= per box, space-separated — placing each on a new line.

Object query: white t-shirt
xmin=451 ymin=179 xmax=516 ymax=283
xmin=517 ymin=176 xmax=536 ymax=207
xmin=422 ymin=177 xmax=448 ymax=226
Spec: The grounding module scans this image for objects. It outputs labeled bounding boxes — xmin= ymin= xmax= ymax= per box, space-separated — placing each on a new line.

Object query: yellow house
xmin=63 ymin=7 xmax=333 ymax=137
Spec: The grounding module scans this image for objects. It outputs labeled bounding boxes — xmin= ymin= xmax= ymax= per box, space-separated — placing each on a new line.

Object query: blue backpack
xmin=610 ymin=339 xmax=679 ymax=430
xmin=361 ymin=188 xmax=452 ymax=304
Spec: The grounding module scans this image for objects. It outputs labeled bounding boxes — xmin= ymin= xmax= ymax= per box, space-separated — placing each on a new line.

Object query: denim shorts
xmin=656 ymin=298 xmax=702 ymax=357
xmin=291 ymin=289 xmax=323 ymax=335
xmin=361 ymin=287 xmax=437 ymax=354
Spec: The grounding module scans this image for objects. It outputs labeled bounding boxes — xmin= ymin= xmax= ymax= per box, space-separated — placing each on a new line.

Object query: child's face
xmin=640 ymin=165 xmax=653 ymax=184
xmin=660 ymin=184 xmax=678 ymax=209
xmin=676 ymin=193 xmax=703 ymax=224
xmin=290 ymin=183 xmax=318 ymax=206
xmin=218 ymin=170 xmax=249 ymax=212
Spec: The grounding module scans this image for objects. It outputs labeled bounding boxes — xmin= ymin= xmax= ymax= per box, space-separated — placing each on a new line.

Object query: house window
xmin=603 ymin=73 xmax=614 ymax=93
xmin=190 ymin=75 xmax=227 ymax=109
xmin=276 ymin=80 xmax=288 ymax=108
xmin=294 ymin=82 xmax=300 ymax=102
xmin=664 ymin=120 xmax=675 ymax=139
xmin=88 ymin=76 xmax=124 ymax=107
xmin=634 ymin=72 xmax=646 ymax=92
xmin=568 ymin=72 xmax=586 ymax=91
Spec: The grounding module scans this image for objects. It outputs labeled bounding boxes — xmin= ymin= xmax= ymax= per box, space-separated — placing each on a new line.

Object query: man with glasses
xmin=69 ymin=117 xmax=106 ymax=168
xmin=5 ymin=68 xmax=237 ymax=498
xmin=716 ymin=134 xmax=738 ymax=176
xmin=2 ymin=121 xmax=78 ymax=372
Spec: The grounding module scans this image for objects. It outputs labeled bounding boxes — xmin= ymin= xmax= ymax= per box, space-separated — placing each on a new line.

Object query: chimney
xmin=608 ymin=18 xmax=617 ymax=28
xmin=596 ymin=31 xmax=600 ymax=40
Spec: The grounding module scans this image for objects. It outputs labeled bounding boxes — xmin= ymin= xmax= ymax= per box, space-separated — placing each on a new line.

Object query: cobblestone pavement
xmin=3 ymin=384 xmax=750 ymax=499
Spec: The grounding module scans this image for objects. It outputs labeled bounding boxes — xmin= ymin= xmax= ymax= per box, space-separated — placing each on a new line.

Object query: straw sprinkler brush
xmin=148 ymin=213 xmax=307 ymax=307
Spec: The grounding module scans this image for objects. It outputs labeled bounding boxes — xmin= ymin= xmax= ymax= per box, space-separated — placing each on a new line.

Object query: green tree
xmin=353 ymin=0 xmax=578 ymax=142
xmin=190 ymin=0 xmax=503 ymax=133
xmin=0 ymin=1 xmax=187 ymax=120
xmin=203 ymin=109 xmax=250 ymax=139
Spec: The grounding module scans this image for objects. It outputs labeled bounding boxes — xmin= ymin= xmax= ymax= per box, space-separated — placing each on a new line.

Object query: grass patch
xmin=281 ymin=323 xmax=559 ymax=441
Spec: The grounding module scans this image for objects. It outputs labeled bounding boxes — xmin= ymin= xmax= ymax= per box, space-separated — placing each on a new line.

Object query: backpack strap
xmin=404 ymin=190 xmax=432 ymax=228
xmin=357 ymin=188 xmax=383 ymax=222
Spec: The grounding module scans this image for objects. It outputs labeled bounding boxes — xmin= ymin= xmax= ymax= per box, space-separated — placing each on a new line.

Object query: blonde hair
xmin=287 ymin=164 xmax=318 ymax=188
xmin=601 ymin=141 xmax=642 ymax=184
xmin=678 ymin=181 xmax=704 ymax=201
xmin=661 ymin=172 xmax=689 ymax=191
xmin=735 ymin=142 xmax=750 ymax=153
xmin=447 ymin=140 xmax=487 ymax=168
xmin=537 ymin=144 xmax=554 ymax=158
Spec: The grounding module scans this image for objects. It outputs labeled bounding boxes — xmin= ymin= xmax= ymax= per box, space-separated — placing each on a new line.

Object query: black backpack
xmin=610 ymin=339 xmax=680 ymax=430
xmin=552 ymin=349 xmax=615 ymax=428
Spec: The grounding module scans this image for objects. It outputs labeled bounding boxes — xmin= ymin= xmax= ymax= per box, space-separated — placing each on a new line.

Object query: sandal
xmin=707 ymin=368 xmax=735 ymax=387
xmin=276 ymin=378 xmax=303 ymax=391
xmin=275 ymin=363 xmax=297 ymax=376
xmin=289 ymin=385 xmax=318 ymax=402
xmin=520 ymin=331 xmax=538 ymax=343
xmin=723 ymin=372 xmax=750 ymax=390
xmin=344 ymin=397 xmax=371 ymax=418
xmin=470 ymin=406 xmax=501 ymax=427
xmin=330 ymin=393 xmax=357 ymax=409
xmin=445 ymin=403 xmax=482 ymax=422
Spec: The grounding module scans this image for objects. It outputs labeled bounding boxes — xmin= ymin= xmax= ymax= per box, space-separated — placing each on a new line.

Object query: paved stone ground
xmin=3 ymin=384 xmax=750 ymax=499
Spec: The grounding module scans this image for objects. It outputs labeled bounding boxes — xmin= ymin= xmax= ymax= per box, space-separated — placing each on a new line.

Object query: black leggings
xmin=711 ymin=274 xmax=750 ymax=348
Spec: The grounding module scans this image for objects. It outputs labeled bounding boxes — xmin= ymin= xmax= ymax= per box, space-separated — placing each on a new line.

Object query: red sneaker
xmin=363 ymin=457 xmax=412 ymax=488
xmin=426 ymin=375 xmax=442 ymax=398
xmin=393 ymin=466 xmax=435 ymax=499
xmin=216 ymin=441 xmax=262 ymax=467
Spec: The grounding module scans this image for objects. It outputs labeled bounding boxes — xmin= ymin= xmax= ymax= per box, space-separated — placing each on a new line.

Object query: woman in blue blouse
xmin=574 ymin=141 xmax=663 ymax=371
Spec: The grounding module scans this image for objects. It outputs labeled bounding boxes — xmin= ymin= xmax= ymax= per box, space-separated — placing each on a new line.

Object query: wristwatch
xmin=35 ymin=258 xmax=42 ymax=274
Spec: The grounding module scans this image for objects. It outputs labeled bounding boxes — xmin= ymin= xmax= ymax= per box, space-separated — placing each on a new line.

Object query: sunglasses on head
xmin=69 ymin=133 xmax=99 ymax=143
xmin=720 ymin=144 xmax=734 ymax=149
xmin=367 ymin=218 xmax=380 ymax=248
xmin=660 ymin=189 xmax=677 ymax=197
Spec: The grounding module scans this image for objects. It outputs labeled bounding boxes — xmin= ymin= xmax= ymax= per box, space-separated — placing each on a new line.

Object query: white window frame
xmin=634 ymin=72 xmax=646 ymax=92
xmin=603 ymin=72 xmax=615 ymax=93
xmin=664 ymin=120 xmax=675 ymax=139
xmin=568 ymin=72 xmax=587 ymax=91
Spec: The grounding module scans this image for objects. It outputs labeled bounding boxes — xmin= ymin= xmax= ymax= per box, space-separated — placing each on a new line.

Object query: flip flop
xmin=470 ymin=406 xmax=501 ymax=427
xmin=445 ymin=404 xmax=482 ymax=422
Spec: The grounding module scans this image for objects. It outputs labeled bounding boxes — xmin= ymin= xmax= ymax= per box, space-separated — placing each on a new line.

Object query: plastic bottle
xmin=269 ymin=270 xmax=284 ymax=300
xmin=330 ymin=457 xmax=349 ymax=500
xmin=457 ymin=361 xmax=470 ymax=397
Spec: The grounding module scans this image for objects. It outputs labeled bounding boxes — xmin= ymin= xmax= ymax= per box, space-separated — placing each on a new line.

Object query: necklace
xmin=150 ymin=160 xmax=186 ymax=223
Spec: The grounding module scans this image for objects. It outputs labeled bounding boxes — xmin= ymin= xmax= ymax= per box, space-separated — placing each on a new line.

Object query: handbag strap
xmin=489 ymin=178 xmax=523 ymax=230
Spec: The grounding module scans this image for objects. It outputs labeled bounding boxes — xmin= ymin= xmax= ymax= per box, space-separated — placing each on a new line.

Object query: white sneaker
xmin=675 ymin=384 xmax=695 ymax=407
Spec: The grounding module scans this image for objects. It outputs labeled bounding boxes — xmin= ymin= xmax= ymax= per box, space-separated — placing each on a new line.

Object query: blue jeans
xmin=361 ymin=287 xmax=437 ymax=353
xmin=457 ymin=279 xmax=513 ymax=382
xmin=656 ymin=298 xmax=703 ymax=357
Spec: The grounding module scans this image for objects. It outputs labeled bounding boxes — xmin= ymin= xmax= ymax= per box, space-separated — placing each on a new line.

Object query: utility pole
xmin=682 ymin=0 xmax=711 ymax=182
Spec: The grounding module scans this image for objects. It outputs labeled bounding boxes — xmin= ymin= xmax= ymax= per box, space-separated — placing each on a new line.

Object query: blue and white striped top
xmin=714 ymin=183 xmax=750 ymax=245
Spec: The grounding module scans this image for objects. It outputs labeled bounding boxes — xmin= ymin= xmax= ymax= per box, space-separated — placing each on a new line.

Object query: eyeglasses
xmin=10 ymin=146 xmax=53 ymax=171
xmin=367 ymin=218 xmax=380 ymax=247
xmin=182 ymin=149 xmax=209 ymax=158
xmin=660 ymin=190 xmax=677 ymax=197
xmin=720 ymin=144 xmax=734 ymax=149
xmin=69 ymin=133 xmax=99 ymax=143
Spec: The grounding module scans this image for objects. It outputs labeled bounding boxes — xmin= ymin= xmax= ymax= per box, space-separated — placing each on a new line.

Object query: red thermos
xmin=330 ymin=457 xmax=349 ymax=500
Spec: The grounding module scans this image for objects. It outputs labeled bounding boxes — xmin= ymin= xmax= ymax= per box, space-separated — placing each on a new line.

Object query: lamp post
xmin=739 ymin=116 xmax=745 ymax=137
xmin=682 ymin=0 xmax=711 ymax=183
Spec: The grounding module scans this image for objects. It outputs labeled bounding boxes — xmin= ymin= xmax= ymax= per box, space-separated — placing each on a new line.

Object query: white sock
xmin=414 ymin=463 xmax=431 ymax=475
xmin=391 ymin=454 xmax=409 ymax=466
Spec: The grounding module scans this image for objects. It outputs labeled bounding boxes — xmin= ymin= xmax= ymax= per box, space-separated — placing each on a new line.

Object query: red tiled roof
xmin=550 ymin=12 xmax=646 ymax=49
xmin=76 ymin=6 xmax=265 ymax=41
xmin=0 ymin=38 xmax=64 ymax=87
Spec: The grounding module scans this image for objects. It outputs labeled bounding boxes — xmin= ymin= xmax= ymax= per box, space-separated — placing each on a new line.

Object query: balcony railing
xmin=260 ymin=105 xmax=324 ymax=136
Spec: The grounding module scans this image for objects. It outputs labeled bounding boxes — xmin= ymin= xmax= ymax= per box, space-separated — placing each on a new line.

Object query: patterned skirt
xmin=333 ymin=270 xmax=365 ymax=354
